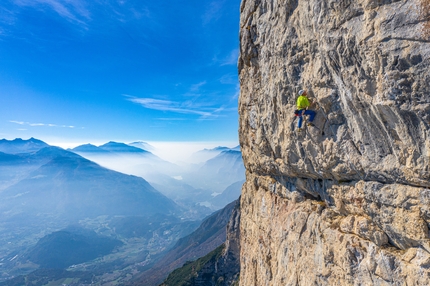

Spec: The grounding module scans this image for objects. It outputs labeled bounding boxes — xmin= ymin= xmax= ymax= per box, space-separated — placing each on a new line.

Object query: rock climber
xmin=295 ymin=89 xmax=316 ymax=131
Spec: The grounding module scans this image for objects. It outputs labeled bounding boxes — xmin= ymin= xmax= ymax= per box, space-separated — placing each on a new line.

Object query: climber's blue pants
xmin=297 ymin=110 xmax=316 ymax=128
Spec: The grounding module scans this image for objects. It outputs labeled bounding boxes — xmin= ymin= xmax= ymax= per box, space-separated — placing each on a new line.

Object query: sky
xmin=0 ymin=0 xmax=241 ymax=150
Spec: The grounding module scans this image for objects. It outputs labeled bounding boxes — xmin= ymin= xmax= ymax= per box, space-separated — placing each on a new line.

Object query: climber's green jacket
xmin=296 ymin=95 xmax=310 ymax=110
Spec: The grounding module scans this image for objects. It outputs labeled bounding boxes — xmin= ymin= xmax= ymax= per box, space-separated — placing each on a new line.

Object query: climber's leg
xmin=297 ymin=113 xmax=303 ymax=128
xmin=305 ymin=110 xmax=316 ymax=122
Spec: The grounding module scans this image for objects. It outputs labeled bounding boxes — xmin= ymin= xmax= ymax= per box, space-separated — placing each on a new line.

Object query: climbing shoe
xmin=297 ymin=128 xmax=303 ymax=132
xmin=307 ymin=122 xmax=315 ymax=127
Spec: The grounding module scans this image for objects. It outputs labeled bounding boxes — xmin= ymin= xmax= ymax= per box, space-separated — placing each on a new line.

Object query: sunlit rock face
xmin=238 ymin=0 xmax=430 ymax=285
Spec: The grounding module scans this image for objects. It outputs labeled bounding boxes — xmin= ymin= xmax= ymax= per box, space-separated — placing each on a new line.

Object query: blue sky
xmin=0 ymin=0 xmax=241 ymax=147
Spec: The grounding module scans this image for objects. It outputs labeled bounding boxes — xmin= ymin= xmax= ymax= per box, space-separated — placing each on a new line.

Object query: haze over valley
xmin=0 ymin=138 xmax=244 ymax=284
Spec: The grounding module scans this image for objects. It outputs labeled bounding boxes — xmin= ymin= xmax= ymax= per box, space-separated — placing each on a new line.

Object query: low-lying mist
xmin=70 ymin=141 xmax=245 ymax=209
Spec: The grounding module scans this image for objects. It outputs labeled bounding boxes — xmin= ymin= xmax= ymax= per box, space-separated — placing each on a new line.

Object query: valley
xmin=0 ymin=138 xmax=244 ymax=285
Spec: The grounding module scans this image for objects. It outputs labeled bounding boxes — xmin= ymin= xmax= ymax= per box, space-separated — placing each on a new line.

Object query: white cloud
xmin=202 ymin=0 xmax=225 ymax=25
xmin=232 ymin=83 xmax=240 ymax=100
xmin=129 ymin=6 xmax=151 ymax=20
xmin=9 ymin=120 xmax=77 ymax=128
xmin=14 ymin=0 xmax=90 ymax=26
xmin=125 ymin=79 xmax=238 ymax=120
xmin=211 ymin=48 xmax=239 ymax=67
xmin=220 ymin=48 xmax=239 ymax=66
xmin=9 ymin=120 xmax=25 ymax=125
xmin=126 ymin=96 xmax=213 ymax=117
xmin=219 ymin=73 xmax=238 ymax=85
xmin=157 ymin=118 xmax=187 ymax=121
xmin=189 ymin=81 xmax=207 ymax=92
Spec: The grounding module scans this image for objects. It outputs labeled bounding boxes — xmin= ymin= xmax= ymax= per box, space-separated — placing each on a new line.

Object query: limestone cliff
xmin=160 ymin=199 xmax=240 ymax=286
xmin=238 ymin=0 xmax=430 ymax=285
xmin=131 ymin=201 xmax=237 ymax=286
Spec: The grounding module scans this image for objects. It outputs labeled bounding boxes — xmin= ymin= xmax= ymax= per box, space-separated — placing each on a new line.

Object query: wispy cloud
xmin=128 ymin=95 xmax=238 ymax=121
xmin=124 ymin=80 xmax=223 ymax=118
xmin=220 ymin=49 xmax=238 ymax=66
xmin=219 ymin=73 xmax=238 ymax=85
xmin=202 ymin=0 xmax=225 ymax=25
xmin=125 ymin=74 xmax=240 ymax=121
xmin=14 ymin=0 xmax=91 ymax=26
xmin=231 ymin=83 xmax=240 ymax=101
xmin=189 ymin=81 xmax=207 ymax=92
xmin=157 ymin=118 xmax=188 ymax=121
xmin=10 ymin=120 xmax=77 ymax=128
xmin=125 ymin=96 xmax=214 ymax=117
xmin=124 ymin=82 xmax=237 ymax=120
xmin=129 ymin=6 xmax=151 ymax=20
xmin=0 ymin=5 xmax=16 ymax=25
xmin=212 ymin=48 xmax=239 ymax=67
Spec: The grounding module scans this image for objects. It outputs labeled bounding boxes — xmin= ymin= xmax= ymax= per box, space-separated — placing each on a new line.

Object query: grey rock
xmin=238 ymin=0 xmax=430 ymax=285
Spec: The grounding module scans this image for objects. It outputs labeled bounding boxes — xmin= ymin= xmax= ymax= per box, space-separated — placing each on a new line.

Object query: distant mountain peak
xmin=71 ymin=142 xmax=153 ymax=154
xmin=202 ymin=146 xmax=229 ymax=151
xmin=0 ymin=137 xmax=46 ymax=144
xmin=128 ymin=141 xmax=155 ymax=152
xmin=79 ymin=143 xmax=96 ymax=147
xmin=71 ymin=144 xmax=109 ymax=153
xmin=0 ymin=137 xmax=50 ymax=154
xmin=220 ymin=149 xmax=241 ymax=155
xmin=99 ymin=141 xmax=150 ymax=153
xmin=232 ymin=145 xmax=241 ymax=151
xmin=29 ymin=137 xmax=42 ymax=142
xmin=189 ymin=145 xmax=241 ymax=164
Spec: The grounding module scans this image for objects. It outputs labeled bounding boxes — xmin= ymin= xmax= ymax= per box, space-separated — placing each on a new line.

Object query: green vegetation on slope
xmin=26 ymin=227 xmax=123 ymax=269
xmin=160 ymin=244 xmax=225 ymax=286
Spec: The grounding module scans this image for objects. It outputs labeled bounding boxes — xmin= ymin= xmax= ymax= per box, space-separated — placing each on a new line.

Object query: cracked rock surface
xmin=238 ymin=0 xmax=430 ymax=285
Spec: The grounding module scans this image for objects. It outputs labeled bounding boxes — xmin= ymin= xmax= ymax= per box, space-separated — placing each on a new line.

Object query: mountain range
xmin=128 ymin=141 xmax=155 ymax=152
xmin=0 ymin=138 xmax=244 ymax=284
xmin=70 ymin=141 xmax=181 ymax=178
xmin=182 ymin=149 xmax=245 ymax=193
xmin=0 ymin=138 xmax=187 ymax=282
xmin=0 ymin=137 xmax=49 ymax=154
xmin=71 ymin=141 xmax=153 ymax=154
xmin=188 ymin=145 xmax=241 ymax=164
xmin=0 ymin=146 xmax=179 ymax=222
xmin=69 ymin=141 xmax=245 ymax=213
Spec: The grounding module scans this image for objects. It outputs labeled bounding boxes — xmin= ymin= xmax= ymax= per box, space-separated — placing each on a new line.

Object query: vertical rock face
xmin=193 ymin=199 xmax=241 ymax=286
xmin=160 ymin=200 xmax=241 ymax=286
xmin=238 ymin=0 xmax=430 ymax=285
